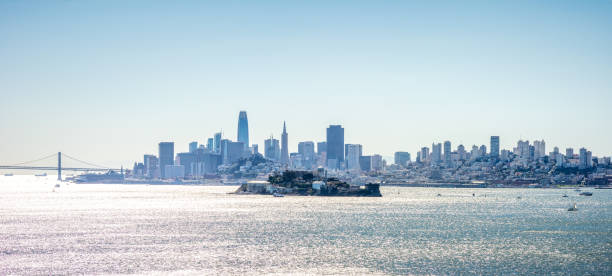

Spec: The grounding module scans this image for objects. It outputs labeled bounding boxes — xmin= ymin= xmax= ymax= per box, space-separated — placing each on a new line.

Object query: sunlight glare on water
xmin=1 ymin=175 xmax=611 ymax=275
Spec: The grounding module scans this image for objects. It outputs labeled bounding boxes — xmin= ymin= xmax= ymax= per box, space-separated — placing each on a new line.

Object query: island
xmin=234 ymin=170 xmax=382 ymax=197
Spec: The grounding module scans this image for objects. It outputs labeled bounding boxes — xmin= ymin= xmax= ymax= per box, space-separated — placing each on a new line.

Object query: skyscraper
xmin=552 ymin=146 xmax=559 ymax=159
xmin=479 ymin=145 xmax=487 ymax=157
xmin=317 ymin=142 xmax=327 ymax=154
xmin=534 ymin=140 xmax=546 ymax=159
xmin=359 ymin=155 xmax=372 ymax=171
xmin=579 ymin=148 xmax=588 ymax=168
xmin=394 ymin=152 xmax=411 ymax=166
xmin=420 ymin=147 xmax=430 ymax=163
xmin=158 ymin=142 xmax=174 ymax=178
xmin=189 ymin=141 xmax=198 ymax=153
xmin=471 ymin=145 xmax=480 ymax=160
xmin=587 ymin=151 xmax=592 ymax=167
xmin=316 ymin=141 xmax=327 ymax=168
xmin=490 ymin=136 xmax=500 ymax=158
xmin=237 ymin=111 xmax=249 ymax=151
xmin=176 ymin=152 xmax=196 ymax=176
xmin=326 ymin=125 xmax=344 ymax=167
xmin=298 ymin=141 xmax=316 ymax=169
xmin=431 ymin=143 xmax=442 ymax=164
xmin=143 ymin=154 xmax=158 ymax=178
xmin=227 ymin=141 xmax=245 ymax=164
xmin=281 ymin=121 xmax=289 ymax=165
xmin=214 ymin=132 xmax=222 ymax=153
xmin=371 ymin=154 xmax=383 ymax=171
xmin=457 ymin=144 xmax=466 ymax=160
xmin=443 ymin=141 xmax=451 ymax=165
xmin=517 ymin=140 xmax=530 ymax=159
xmin=220 ymin=139 xmax=230 ymax=164
xmin=207 ymin=138 xmax=214 ymax=151
xmin=264 ymin=136 xmax=280 ymax=161
xmin=345 ymin=144 xmax=363 ymax=160
xmin=346 ymin=144 xmax=361 ymax=172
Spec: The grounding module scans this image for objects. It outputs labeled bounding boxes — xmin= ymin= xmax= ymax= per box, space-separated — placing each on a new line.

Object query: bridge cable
xmin=1 ymin=153 xmax=58 ymax=166
xmin=61 ymin=153 xmax=112 ymax=169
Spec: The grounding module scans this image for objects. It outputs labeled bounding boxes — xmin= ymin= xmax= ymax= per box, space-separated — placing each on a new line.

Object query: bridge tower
xmin=57 ymin=152 xmax=62 ymax=181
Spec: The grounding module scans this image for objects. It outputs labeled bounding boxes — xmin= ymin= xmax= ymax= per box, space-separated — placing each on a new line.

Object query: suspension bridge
xmin=0 ymin=152 xmax=122 ymax=180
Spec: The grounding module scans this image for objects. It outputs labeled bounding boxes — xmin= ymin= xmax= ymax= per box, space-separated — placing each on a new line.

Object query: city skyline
xmin=2 ymin=2 xmax=611 ymax=275
xmin=115 ymin=110 xmax=606 ymax=185
xmin=1 ymin=1 xmax=612 ymax=166
xmin=1 ymin=108 xmax=611 ymax=167
xmin=148 ymin=110 xmax=607 ymax=166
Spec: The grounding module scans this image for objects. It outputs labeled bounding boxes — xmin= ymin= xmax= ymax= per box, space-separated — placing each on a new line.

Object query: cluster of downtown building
xmin=131 ymin=111 xmax=611 ymax=186
xmin=132 ymin=111 xmax=385 ymax=181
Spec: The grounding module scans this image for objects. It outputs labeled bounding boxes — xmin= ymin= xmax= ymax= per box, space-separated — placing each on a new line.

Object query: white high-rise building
xmin=431 ymin=143 xmax=442 ymax=165
xmin=534 ymin=140 xmax=546 ymax=159
xmin=517 ymin=140 xmax=530 ymax=159
xmin=346 ymin=144 xmax=361 ymax=172
xmin=443 ymin=141 xmax=451 ymax=166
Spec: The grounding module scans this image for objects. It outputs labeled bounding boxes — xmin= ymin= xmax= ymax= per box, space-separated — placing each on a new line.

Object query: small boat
xmin=437 ymin=194 xmax=442 ymax=197
xmin=562 ymin=194 xmax=568 ymax=198
xmin=4 ymin=173 xmax=13 ymax=176
xmin=574 ymin=189 xmax=582 ymax=192
xmin=272 ymin=192 xmax=284 ymax=197
xmin=568 ymin=203 xmax=578 ymax=211
xmin=579 ymin=192 xmax=593 ymax=196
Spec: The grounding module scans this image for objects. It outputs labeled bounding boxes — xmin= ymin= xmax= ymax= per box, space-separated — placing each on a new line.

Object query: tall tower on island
xmin=237 ymin=111 xmax=249 ymax=151
xmin=281 ymin=121 xmax=289 ymax=165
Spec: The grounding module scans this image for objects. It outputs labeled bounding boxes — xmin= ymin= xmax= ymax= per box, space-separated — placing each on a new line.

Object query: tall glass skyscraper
xmin=326 ymin=125 xmax=344 ymax=166
xmin=214 ymin=132 xmax=222 ymax=153
xmin=490 ymin=136 xmax=500 ymax=158
xmin=158 ymin=142 xmax=174 ymax=178
xmin=444 ymin=141 xmax=451 ymax=165
xmin=237 ymin=111 xmax=249 ymax=150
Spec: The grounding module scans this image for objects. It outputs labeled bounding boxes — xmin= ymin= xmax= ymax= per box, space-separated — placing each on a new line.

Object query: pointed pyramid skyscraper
xmin=281 ymin=121 xmax=289 ymax=165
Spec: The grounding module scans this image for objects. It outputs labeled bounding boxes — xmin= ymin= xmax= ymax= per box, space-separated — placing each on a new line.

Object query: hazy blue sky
xmin=1 ymin=0 xmax=611 ymax=167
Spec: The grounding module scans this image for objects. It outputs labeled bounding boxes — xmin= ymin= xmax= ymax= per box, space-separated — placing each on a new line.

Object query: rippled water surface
xmin=1 ymin=175 xmax=611 ymax=275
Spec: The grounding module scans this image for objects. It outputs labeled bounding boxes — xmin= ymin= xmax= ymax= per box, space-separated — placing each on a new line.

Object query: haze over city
xmin=1 ymin=1 xmax=611 ymax=167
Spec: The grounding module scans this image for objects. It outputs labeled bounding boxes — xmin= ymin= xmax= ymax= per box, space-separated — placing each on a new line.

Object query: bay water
xmin=1 ymin=176 xmax=611 ymax=275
